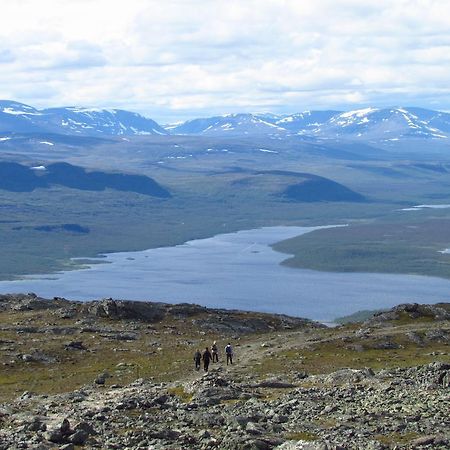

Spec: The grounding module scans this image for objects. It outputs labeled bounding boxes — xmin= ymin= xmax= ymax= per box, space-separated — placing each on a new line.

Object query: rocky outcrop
xmin=86 ymin=298 xmax=166 ymax=322
xmin=0 ymin=294 xmax=321 ymax=333
xmin=0 ymin=293 xmax=68 ymax=312
xmin=365 ymin=303 xmax=450 ymax=326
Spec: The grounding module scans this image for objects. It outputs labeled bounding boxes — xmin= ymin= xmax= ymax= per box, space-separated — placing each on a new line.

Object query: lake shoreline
xmin=1 ymin=225 xmax=450 ymax=322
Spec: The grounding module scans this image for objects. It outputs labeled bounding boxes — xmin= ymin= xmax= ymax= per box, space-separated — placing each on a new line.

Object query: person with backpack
xmin=211 ymin=341 xmax=219 ymax=363
xmin=225 ymin=343 xmax=233 ymax=365
xmin=202 ymin=347 xmax=212 ymax=372
xmin=194 ymin=349 xmax=202 ymax=371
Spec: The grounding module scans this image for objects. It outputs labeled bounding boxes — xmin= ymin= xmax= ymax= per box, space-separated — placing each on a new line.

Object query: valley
xmin=3 ymin=4 xmax=450 ymax=449
xmin=1 ymin=101 xmax=450 ymax=286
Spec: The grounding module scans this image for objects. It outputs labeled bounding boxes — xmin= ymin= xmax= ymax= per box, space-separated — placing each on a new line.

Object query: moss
xmin=391 ymin=311 xmax=436 ymax=325
xmin=220 ymin=398 xmax=242 ymax=405
xmin=313 ymin=418 xmax=338 ymax=429
xmin=167 ymin=385 xmax=193 ymax=403
xmin=376 ymin=431 xmax=421 ymax=446
xmin=284 ymin=431 xmax=319 ymax=441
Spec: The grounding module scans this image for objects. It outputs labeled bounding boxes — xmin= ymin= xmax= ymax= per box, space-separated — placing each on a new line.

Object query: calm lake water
xmin=1 ymin=226 xmax=449 ymax=322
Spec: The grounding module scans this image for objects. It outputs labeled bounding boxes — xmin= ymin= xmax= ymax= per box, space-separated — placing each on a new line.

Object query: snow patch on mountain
xmin=259 ymin=148 xmax=278 ymax=153
xmin=2 ymin=107 xmax=43 ymax=116
xmin=339 ymin=107 xmax=379 ymax=119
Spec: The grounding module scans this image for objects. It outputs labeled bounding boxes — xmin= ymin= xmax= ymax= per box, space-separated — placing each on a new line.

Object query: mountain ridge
xmin=1 ymin=100 xmax=450 ymax=141
xmin=0 ymin=100 xmax=167 ymax=137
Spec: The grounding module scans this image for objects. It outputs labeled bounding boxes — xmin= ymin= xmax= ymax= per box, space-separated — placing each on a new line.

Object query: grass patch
xmin=376 ymin=431 xmax=421 ymax=446
xmin=0 ymin=309 xmax=221 ymax=402
xmin=167 ymin=385 xmax=193 ymax=403
xmin=254 ymin=338 xmax=450 ymax=377
xmin=391 ymin=311 xmax=438 ymax=326
xmin=285 ymin=431 xmax=318 ymax=441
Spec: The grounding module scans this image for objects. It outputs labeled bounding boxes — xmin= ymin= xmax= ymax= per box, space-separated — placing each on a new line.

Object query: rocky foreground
xmin=0 ymin=295 xmax=449 ymax=449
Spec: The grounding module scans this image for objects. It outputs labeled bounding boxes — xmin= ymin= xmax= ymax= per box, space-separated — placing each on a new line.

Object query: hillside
xmin=0 ymin=295 xmax=448 ymax=449
xmin=281 ymin=174 xmax=366 ymax=203
xmin=0 ymin=161 xmax=171 ymax=197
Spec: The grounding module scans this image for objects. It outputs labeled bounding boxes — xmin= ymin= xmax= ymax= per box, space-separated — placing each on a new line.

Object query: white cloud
xmin=0 ymin=0 xmax=449 ymax=121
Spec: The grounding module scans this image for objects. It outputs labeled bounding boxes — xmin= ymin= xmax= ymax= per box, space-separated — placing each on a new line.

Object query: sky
xmin=0 ymin=0 xmax=449 ymax=122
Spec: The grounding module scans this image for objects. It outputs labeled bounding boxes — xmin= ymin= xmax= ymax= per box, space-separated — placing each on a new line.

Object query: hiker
xmin=225 ymin=343 xmax=233 ymax=365
xmin=211 ymin=341 xmax=219 ymax=362
xmin=194 ymin=349 xmax=202 ymax=371
xmin=202 ymin=347 xmax=212 ymax=372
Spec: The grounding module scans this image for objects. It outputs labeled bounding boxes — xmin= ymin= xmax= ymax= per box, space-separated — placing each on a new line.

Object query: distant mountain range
xmin=1 ymin=100 xmax=449 ymax=141
xmin=168 ymin=108 xmax=450 ymax=141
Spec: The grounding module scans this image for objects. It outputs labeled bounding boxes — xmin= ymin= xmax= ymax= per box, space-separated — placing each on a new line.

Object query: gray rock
xmin=87 ymin=298 xmax=165 ymax=322
xmin=406 ymin=331 xmax=424 ymax=346
xmin=246 ymin=438 xmax=274 ymax=449
xmin=95 ymin=372 xmax=110 ymax=385
xmin=230 ymin=415 xmax=253 ymax=429
xmin=246 ymin=421 xmax=264 ymax=435
xmin=30 ymin=444 xmax=53 ymax=450
xmin=65 ymin=341 xmax=86 ymax=351
xmin=256 ymin=380 xmax=296 ymax=388
xmin=45 ymin=429 xmax=65 ymax=444
xmin=198 ymin=429 xmax=211 ymax=439
xmin=60 ymin=418 xmax=72 ymax=436
xmin=411 ymin=435 xmax=437 ymax=447
xmin=19 ymin=391 xmax=34 ymax=399
xmin=325 ymin=368 xmax=373 ymax=384
xmin=275 ymin=441 xmax=329 ymax=449
xmin=25 ymin=416 xmax=46 ymax=432
xmin=73 ymin=421 xmax=97 ymax=435
xmin=69 ymin=429 xmax=89 ymax=445
xmin=425 ymin=329 xmax=449 ymax=342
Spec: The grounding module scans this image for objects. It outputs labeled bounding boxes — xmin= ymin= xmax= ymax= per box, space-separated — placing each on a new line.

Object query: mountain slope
xmin=274 ymin=110 xmax=340 ymax=133
xmin=319 ymin=107 xmax=450 ymax=140
xmin=167 ymin=113 xmax=287 ymax=136
xmin=167 ymin=107 xmax=450 ymax=140
xmin=0 ymin=101 xmax=167 ymax=137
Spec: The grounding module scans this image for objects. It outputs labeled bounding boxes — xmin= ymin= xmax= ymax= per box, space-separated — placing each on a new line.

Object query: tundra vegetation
xmin=0 ymin=295 xmax=448 ymax=449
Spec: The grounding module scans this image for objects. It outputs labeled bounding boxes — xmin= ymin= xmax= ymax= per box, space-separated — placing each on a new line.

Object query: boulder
xmin=69 ymin=429 xmax=89 ymax=445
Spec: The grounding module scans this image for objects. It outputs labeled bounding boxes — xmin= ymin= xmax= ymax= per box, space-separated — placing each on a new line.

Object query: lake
xmin=1 ymin=226 xmax=449 ymax=322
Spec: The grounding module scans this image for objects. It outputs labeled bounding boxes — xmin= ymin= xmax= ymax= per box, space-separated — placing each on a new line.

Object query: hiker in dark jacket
xmin=194 ymin=349 xmax=202 ymax=371
xmin=225 ymin=343 xmax=233 ymax=365
xmin=202 ymin=347 xmax=212 ymax=372
xmin=211 ymin=341 xmax=219 ymax=363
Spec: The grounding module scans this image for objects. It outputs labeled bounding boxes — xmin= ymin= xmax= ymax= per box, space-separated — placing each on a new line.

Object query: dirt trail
xmin=202 ymin=319 xmax=450 ymax=380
